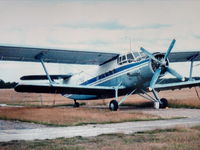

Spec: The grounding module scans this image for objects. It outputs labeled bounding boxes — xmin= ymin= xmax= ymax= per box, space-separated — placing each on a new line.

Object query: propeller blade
xmin=140 ymin=47 xmax=160 ymax=63
xmin=164 ymin=39 xmax=176 ymax=60
xmin=167 ymin=67 xmax=185 ymax=81
xmin=149 ymin=68 xmax=162 ymax=91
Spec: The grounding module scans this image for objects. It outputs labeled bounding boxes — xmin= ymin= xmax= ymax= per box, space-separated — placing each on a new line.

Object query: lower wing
xmin=155 ymin=80 xmax=200 ymax=91
xmin=15 ymin=82 xmax=126 ymax=95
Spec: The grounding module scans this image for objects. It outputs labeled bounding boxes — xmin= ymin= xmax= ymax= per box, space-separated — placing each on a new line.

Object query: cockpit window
xmin=117 ymin=52 xmax=146 ymax=65
xmin=127 ymin=53 xmax=134 ymax=59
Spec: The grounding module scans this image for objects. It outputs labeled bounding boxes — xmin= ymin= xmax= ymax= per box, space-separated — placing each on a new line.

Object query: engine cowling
xmin=149 ymin=52 xmax=169 ymax=76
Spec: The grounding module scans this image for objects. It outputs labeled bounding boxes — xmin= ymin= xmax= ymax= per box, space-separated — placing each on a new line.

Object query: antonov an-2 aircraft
xmin=0 ymin=39 xmax=200 ymax=110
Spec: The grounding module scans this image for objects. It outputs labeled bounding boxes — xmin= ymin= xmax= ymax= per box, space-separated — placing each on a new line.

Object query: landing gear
xmin=152 ymin=89 xmax=168 ymax=109
xmin=160 ymin=98 xmax=168 ymax=109
xmin=109 ymin=100 xmax=119 ymax=111
xmin=139 ymin=89 xmax=168 ymax=109
xmin=153 ymin=98 xmax=168 ymax=109
xmin=109 ymin=86 xmax=136 ymax=111
xmin=73 ymin=100 xmax=80 ymax=108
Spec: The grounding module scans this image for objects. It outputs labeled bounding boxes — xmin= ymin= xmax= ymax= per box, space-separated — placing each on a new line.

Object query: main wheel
xmin=109 ymin=100 xmax=119 ymax=111
xmin=160 ymin=98 xmax=168 ymax=109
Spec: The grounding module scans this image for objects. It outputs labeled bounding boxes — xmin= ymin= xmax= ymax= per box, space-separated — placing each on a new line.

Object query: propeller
xmin=166 ymin=67 xmax=185 ymax=81
xmin=140 ymin=47 xmax=161 ymax=63
xmin=149 ymin=67 xmax=161 ymax=91
xmin=164 ymin=39 xmax=176 ymax=60
xmin=140 ymin=39 xmax=185 ymax=91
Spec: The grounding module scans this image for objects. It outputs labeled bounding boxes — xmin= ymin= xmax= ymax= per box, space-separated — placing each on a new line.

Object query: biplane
xmin=0 ymin=39 xmax=200 ymax=110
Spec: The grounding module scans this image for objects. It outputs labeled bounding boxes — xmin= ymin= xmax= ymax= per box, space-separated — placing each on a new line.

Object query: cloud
xmin=0 ymin=0 xmax=200 ymax=81
xmin=133 ymin=24 xmax=172 ymax=30
xmin=60 ymin=21 xmax=126 ymax=30
xmin=59 ymin=21 xmax=171 ymax=30
xmin=193 ymin=35 xmax=200 ymax=39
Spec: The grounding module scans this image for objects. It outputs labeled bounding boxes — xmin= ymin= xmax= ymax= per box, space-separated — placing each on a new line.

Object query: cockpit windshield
xmin=117 ymin=52 xmax=146 ymax=65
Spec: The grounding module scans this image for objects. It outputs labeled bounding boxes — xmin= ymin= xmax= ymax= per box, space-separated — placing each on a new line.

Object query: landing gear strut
xmin=153 ymin=98 xmax=168 ymax=109
xmin=73 ymin=100 xmax=80 ymax=108
xmin=139 ymin=89 xmax=168 ymax=109
xmin=109 ymin=85 xmax=136 ymax=111
xmin=152 ymin=89 xmax=168 ymax=109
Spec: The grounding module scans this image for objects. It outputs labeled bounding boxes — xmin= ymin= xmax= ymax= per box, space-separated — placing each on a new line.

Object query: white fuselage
xmin=65 ymin=52 xmax=154 ymax=100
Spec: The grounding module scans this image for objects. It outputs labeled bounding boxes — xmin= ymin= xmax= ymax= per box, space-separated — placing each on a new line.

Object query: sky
xmin=0 ymin=0 xmax=200 ymax=82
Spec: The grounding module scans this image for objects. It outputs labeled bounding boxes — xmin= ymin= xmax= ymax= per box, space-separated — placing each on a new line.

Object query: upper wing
xmin=15 ymin=82 xmax=126 ymax=95
xmin=155 ymin=80 xmax=200 ymax=91
xmin=167 ymin=51 xmax=200 ymax=62
xmin=0 ymin=45 xmax=119 ymax=65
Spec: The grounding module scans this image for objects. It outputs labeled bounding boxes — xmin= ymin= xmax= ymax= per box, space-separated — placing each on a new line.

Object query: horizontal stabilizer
xmin=20 ymin=74 xmax=72 ymax=80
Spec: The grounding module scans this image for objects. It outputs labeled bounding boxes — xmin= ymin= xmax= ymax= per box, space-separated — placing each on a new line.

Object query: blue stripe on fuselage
xmin=81 ymin=59 xmax=149 ymax=86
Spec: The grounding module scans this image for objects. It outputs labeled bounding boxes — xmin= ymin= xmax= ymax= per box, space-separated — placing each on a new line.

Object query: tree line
xmin=0 ymin=79 xmax=18 ymax=89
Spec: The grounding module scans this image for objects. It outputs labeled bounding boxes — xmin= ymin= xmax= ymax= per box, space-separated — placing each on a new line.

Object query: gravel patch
xmin=0 ymin=120 xmax=47 ymax=130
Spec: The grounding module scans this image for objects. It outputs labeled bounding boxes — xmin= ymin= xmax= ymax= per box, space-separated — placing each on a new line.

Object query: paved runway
xmin=1 ymin=108 xmax=200 ymax=142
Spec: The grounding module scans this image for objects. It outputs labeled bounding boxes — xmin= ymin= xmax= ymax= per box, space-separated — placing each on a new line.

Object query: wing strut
xmin=188 ymin=54 xmax=199 ymax=81
xmin=189 ymin=61 xmax=194 ymax=81
xmin=35 ymin=53 xmax=53 ymax=86
xmin=40 ymin=59 xmax=53 ymax=86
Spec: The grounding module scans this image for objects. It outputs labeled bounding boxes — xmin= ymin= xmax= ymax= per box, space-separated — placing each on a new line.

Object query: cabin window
xmin=122 ymin=55 xmax=126 ymax=61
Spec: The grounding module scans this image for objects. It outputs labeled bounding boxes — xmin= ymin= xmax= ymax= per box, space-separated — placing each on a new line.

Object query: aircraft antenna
xmin=130 ymin=37 xmax=136 ymax=60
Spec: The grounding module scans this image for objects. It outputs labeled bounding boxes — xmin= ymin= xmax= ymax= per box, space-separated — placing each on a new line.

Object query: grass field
xmin=0 ymin=88 xmax=200 ymax=107
xmin=0 ymin=88 xmax=200 ymax=149
xmin=0 ymin=88 xmax=200 ymax=126
xmin=1 ymin=126 xmax=200 ymax=150
xmin=0 ymin=107 xmax=159 ymax=126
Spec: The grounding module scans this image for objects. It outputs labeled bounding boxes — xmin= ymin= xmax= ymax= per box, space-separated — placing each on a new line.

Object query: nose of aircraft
xmin=140 ymin=39 xmax=185 ymax=91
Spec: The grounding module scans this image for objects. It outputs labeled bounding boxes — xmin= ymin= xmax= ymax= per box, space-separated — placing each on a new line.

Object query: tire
xmin=109 ymin=100 xmax=119 ymax=111
xmin=160 ymin=98 xmax=168 ymax=109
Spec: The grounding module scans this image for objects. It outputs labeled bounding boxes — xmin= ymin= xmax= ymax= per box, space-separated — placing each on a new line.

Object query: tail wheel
xmin=160 ymin=98 xmax=168 ymax=109
xmin=109 ymin=100 xmax=119 ymax=111
xmin=74 ymin=102 xmax=80 ymax=108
